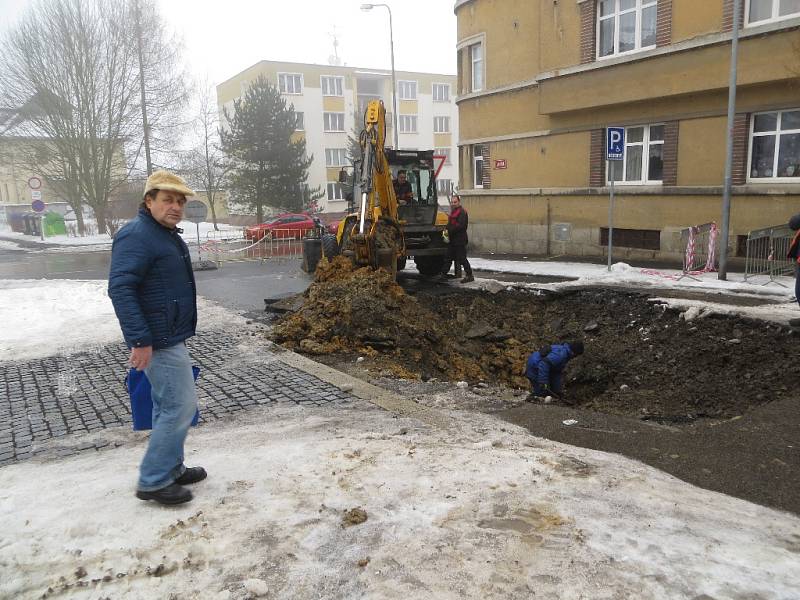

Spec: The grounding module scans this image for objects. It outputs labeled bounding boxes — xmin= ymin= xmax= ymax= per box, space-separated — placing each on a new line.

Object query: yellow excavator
xmin=325 ymin=100 xmax=450 ymax=279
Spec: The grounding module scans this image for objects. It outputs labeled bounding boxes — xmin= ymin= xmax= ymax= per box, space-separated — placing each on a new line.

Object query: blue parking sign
xmin=607 ymin=127 xmax=625 ymax=161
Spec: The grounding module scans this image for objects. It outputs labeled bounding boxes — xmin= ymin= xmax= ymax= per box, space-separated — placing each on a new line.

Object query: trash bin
xmin=29 ymin=214 xmax=42 ymax=237
xmin=302 ymin=237 xmax=322 ymax=273
xmin=43 ymin=212 xmax=67 ymax=237
xmin=22 ymin=214 xmax=33 ymax=236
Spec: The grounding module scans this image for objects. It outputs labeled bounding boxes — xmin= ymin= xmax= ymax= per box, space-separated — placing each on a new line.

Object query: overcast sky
xmin=0 ymin=0 xmax=458 ymax=86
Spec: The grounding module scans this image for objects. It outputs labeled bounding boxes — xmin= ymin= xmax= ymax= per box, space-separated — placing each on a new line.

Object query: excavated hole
xmin=270 ymin=258 xmax=799 ymax=423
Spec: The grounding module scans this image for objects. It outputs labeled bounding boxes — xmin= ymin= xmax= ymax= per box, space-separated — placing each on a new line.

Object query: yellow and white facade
xmin=217 ymin=61 xmax=459 ymax=214
xmin=454 ymin=0 xmax=800 ymax=261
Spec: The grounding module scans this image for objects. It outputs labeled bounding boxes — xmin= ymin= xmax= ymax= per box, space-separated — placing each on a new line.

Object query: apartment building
xmin=454 ymin=0 xmax=800 ymax=260
xmin=217 ymin=61 xmax=459 ymax=214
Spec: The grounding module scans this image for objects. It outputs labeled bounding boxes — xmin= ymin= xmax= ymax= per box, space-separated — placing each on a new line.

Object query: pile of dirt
xmin=271 ymin=257 xmax=523 ymax=382
xmin=272 ymin=265 xmax=800 ymax=421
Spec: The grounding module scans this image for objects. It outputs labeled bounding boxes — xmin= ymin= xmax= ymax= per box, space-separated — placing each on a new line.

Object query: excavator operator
xmin=394 ymin=170 xmax=413 ymax=205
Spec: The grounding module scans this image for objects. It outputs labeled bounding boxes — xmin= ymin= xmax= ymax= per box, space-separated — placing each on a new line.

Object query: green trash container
xmin=43 ymin=212 xmax=67 ymax=237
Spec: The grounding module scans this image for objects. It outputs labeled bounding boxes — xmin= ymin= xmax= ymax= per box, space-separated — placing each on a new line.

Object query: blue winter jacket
xmin=108 ymin=208 xmax=197 ymax=350
xmin=525 ymin=343 xmax=575 ymax=392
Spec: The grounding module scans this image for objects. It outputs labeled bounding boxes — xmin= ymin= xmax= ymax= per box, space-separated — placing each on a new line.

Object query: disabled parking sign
xmin=607 ymin=127 xmax=625 ymax=161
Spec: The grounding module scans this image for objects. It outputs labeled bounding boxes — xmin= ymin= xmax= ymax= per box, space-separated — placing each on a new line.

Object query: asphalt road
xmin=0 ymin=245 xmax=312 ymax=313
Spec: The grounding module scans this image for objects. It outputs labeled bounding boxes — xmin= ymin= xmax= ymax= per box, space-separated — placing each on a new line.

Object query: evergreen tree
xmin=221 ymin=75 xmax=312 ymax=222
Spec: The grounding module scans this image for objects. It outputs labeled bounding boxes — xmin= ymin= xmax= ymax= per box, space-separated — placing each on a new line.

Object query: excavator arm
xmin=342 ymin=100 xmax=405 ymax=276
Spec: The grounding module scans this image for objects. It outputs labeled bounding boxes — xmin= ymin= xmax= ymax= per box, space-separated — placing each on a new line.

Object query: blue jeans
xmin=138 ymin=343 xmax=198 ymax=491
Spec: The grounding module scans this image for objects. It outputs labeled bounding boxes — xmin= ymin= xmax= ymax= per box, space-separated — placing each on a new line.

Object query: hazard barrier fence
xmin=679 ymin=222 xmax=718 ymax=280
xmin=743 ymin=224 xmax=796 ymax=286
xmin=199 ymin=228 xmax=305 ymax=263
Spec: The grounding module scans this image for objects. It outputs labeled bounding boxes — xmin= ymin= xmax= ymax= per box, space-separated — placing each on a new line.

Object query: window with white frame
xmin=433 ymin=83 xmax=450 ymax=102
xmin=470 ymin=43 xmax=484 ymax=92
xmin=295 ymin=112 xmax=304 ymax=131
xmin=325 ymin=148 xmax=348 ymax=167
xmin=326 ymin=182 xmax=345 ymax=201
xmin=278 ymin=73 xmax=303 ymax=94
xmin=321 ymin=75 xmax=344 ymax=96
xmin=323 ymin=112 xmax=345 ymax=132
xmin=399 ymin=115 xmax=418 ymax=133
xmin=398 ymin=80 xmax=417 ymax=100
xmin=747 ymin=0 xmax=800 ymax=25
xmin=435 ymin=147 xmax=452 ymax=164
xmin=473 ymin=145 xmax=484 ymax=188
xmin=607 ymin=124 xmax=665 ymax=184
xmin=437 ymin=178 xmax=453 ymax=196
xmin=748 ymin=109 xmax=800 ymax=180
xmin=597 ymin=0 xmax=657 ymax=59
xmin=433 ymin=116 xmax=450 ymax=133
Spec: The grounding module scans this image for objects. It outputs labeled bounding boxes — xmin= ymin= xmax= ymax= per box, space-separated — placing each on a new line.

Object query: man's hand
xmin=129 ymin=346 xmax=153 ymax=371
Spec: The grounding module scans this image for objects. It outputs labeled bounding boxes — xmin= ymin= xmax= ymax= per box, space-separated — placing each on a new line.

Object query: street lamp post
xmin=360 ymin=3 xmax=399 ymax=149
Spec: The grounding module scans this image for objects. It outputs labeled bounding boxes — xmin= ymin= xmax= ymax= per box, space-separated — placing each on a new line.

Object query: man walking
xmin=442 ymin=193 xmax=473 ymax=283
xmin=109 ymin=170 xmax=206 ymax=505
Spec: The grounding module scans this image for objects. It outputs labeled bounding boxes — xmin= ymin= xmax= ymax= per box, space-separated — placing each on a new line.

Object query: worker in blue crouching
xmin=525 ymin=341 xmax=584 ymax=401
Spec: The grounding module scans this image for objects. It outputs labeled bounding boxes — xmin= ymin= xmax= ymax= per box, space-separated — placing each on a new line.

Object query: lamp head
xmin=360 ymin=3 xmax=374 ymax=10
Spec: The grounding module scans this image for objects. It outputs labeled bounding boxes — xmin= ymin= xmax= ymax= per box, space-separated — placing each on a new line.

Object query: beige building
xmin=455 ymin=0 xmax=800 ymax=261
xmin=217 ymin=60 xmax=459 ymax=214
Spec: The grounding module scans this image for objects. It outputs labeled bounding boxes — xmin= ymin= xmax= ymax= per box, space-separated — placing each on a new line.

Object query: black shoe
xmin=460 ymin=275 xmax=475 ymax=283
xmin=136 ymin=483 xmax=192 ymax=505
xmin=175 ymin=466 xmax=207 ymax=485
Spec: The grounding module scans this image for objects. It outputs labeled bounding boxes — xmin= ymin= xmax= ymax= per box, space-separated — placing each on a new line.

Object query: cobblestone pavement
xmin=0 ymin=331 xmax=354 ymax=467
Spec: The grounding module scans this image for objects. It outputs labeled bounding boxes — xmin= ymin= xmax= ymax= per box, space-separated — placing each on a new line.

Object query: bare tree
xmin=0 ymin=0 xmax=189 ymax=234
xmin=181 ymin=80 xmax=228 ymax=230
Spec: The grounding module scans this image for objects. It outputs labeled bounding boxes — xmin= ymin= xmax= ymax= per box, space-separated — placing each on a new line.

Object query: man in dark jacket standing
xmin=442 ymin=193 xmax=473 ymax=283
xmin=789 ymin=213 xmax=800 ymax=327
xmin=109 ymin=170 xmax=206 ymax=505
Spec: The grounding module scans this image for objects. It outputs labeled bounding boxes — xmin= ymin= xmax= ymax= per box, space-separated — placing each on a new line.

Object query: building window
xmin=747 ymin=0 xmax=800 ymax=24
xmin=433 ymin=83 xmax=450 ymax=102
xmin=470 ymin=43 xmax=484 ymax=92
xmin=597 ymin=0 xmax=657 ymax=59
xmin=600 ymin=228 xmax=661 ymax=250
xmin=473 ymin=145 xmax=484 ymax=188
xmin=748 ymin=109 xmax=800 ymax=180
xmin=327 ymin=182 xmax=345 ymax=201
xmin=278 ymin=73 xmax=303 ymax=94
xmin=607 ymin=124 xmax=664 ymax=184
xmin=398 ymin=80 xmax=417 ymax=100
xmin=325 ymin=148 xmax=348 ymax=167
xmin=399 ymin=115 xmax=418 ymax=133
xmin=436 ymin=178 xmax=453 ymax=196
xmin=323 ymin=112 xmax=345 ymax=132
xmin=295 ymin=112 xmax=304 ymax=131
xmin=321 ymin=76 xmax=344 ymax=97
xmin=434 ymin=148 xmax=452 ymax=165
xmin=433 ymin=116 xmax=450 ymax=134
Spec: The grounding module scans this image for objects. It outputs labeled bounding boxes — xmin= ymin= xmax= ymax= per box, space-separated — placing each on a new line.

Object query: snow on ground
xmin=1 ymin=403 xmax=799 ymax=599
xmin=2 ymin=278 xmax=800 ymax=598
xmin=0 ymin=239 xmax=22 ymax=251
xmin=471 ymin=257 xmax=796 ymax=300
xmin=0 ymin=279 xmax=246 ymax=361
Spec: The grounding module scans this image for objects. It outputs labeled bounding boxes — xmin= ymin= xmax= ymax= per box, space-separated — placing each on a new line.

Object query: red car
xmin=245 ymin=213 xmax=316 ymax=241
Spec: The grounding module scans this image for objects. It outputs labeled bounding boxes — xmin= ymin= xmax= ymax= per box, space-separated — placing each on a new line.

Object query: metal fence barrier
xmin=678 ymin=222 xmax=718 ymax=280
xmin=200 ymin=228 xmax=305 ymax=264
xmin=744 ymin=224 xmax=796 ymax=287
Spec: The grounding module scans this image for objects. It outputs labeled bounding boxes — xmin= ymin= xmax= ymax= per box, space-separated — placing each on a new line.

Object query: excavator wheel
xmin=414 ymin=255 xmax=447 ymax=277
xmin=321 ymin=233 xmax=339 ymax=259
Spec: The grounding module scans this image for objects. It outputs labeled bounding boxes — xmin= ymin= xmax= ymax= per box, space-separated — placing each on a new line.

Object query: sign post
xmin=29 ymin=176 xmax=45 ymax=240
xmin=184 ymin=200 xmax=208 ymax=261
xmin=606 ymin=127 xmax=625 ymax=272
